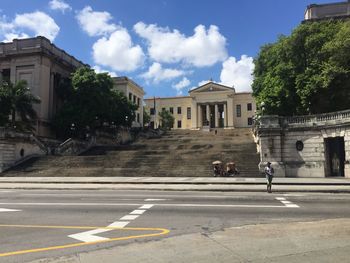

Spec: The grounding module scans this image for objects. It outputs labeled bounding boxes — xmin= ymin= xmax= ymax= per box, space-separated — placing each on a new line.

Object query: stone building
xmin=0 ymin=36 xmax=86 ymax=137
xmin=144 ymin=81 xmax=256 ymax=129
xmin=304 ymin=1 xmax=350 ymax=21
xmin=256 ymin=110 xmax=350 ymax=178
xmin=113 ymin=76 xmax=145 ymax=128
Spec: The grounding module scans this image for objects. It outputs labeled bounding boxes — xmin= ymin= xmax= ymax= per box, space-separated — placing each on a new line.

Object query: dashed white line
xmin=69 ymin=203 xmax=154 ymax=242
xmin=120 ymin=215 xmax=139 ymax=221
xmin=130 ymin=209 xmax=146 ymax=215
xmin=275 ymin=197 xmax=299 ymax=208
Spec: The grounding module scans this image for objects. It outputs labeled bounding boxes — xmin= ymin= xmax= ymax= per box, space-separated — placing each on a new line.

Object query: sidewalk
xmin=0 ymin=176 xmax=350 ymax=193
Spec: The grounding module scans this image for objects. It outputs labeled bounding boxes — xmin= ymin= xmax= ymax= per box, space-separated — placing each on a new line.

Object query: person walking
xmin=264 ymin=162 xmax=274 ymax=193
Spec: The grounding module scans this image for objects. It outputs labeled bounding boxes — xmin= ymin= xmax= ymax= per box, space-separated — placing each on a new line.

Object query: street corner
xmin=0 ymin=224 xmax=170 ymax=257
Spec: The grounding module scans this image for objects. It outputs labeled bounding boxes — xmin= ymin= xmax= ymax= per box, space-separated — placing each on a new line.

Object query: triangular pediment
xmin=189 ymin=82 xmax=235 ymax=94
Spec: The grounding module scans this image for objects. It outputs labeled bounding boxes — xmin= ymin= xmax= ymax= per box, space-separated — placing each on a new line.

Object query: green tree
xmin=159 ymin=110 xmax=174 ymax=130
xmin=0 ymin=80 xmax=41 ymax=130
xmin=143 ymin=108 xmax=151 ymax=126
xmin=253 ymin=20 xmax=350 ymax=116
xmin=53 ymin=67 xmax=137 ymax=138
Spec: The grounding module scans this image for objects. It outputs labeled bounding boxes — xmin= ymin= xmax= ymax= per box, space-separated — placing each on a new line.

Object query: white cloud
xmin=76 ymin=6 xmax=117 ymax=37
xmin=92 ymin=65 xmax=117 ymax=77
xmin=0 ymin=12 xmax=59 ymax=42
xmin=189 ymin=80 xmax=211 ymax=91
xmin=141 ymin=62 xmax=185 ymax=83
xmin=172 ymin=77 xmax=190 ymax=95
xmin=49 ymin=0 xmax=72 ymax=13
xmin=14 ymin=11 xmax=60 ymax=41
xmin=134 ymin=22 xmax=228 ymax=67
xmin=93 ymin=29 xmax=145 ymax=72
xmin=3 ymin=32 xmax=29 ymax=42
xmin=220 ymin=55 xmax=255 ymax=92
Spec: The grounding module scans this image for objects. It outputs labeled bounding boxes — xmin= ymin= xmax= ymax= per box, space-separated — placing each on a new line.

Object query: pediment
xmin=189 ymin=82 xmax=235 ymax=94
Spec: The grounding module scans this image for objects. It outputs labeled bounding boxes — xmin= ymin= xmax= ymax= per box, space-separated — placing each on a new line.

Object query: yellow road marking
xmin=0 ymin=224 xmax=169 ymax=257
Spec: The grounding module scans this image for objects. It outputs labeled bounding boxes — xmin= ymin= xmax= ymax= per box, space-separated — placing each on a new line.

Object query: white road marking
xmin=130 ymin=209 xmax=146 ymax=215
xmin=144 ymin=198 xmax=168 ymax=201
xmin=0 ymin=208 xmax=21 ymax=212
xmin=69 ymin=203 xmax=154 ymax=243
xmin=108 ymin=221 xmax=129 ymax=228
xmin=140 ymin=204 xmax=154 ymax=209
xmin=275 ymin=197 xmax=299 ymax=208
xmin=120 ymin=215 xmax=139 ymax=221
xmin=0 ymin=202 xmax=298 ymax=209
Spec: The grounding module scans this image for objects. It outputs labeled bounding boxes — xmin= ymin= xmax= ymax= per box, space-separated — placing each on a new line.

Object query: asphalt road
xmin=1 ymin=189 xmax=350 ymax=262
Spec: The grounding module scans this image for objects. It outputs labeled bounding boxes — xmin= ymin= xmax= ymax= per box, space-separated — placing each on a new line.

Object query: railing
xmin=283 ymin=109 xmax=350 ymax=126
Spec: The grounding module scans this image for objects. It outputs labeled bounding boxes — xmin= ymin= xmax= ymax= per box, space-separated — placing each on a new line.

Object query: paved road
xmin=1 ymin=189 xmax=350 ymax=262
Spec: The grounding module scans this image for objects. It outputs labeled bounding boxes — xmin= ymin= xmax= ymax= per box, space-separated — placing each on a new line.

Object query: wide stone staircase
xmin=4 ymin=128 xmax=260 ymax=177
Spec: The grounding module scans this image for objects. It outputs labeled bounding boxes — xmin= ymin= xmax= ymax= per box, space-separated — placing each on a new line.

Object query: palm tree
xmin=0 ymin=80 xmax=41 ymax=130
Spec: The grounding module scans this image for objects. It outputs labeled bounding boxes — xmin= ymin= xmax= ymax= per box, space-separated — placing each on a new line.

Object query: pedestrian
xmin=264 ymin=162 xmax=274 ymax=193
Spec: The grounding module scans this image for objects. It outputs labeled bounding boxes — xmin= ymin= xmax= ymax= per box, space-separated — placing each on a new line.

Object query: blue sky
xmin=0 ymin=0 xmax=342 ymax=98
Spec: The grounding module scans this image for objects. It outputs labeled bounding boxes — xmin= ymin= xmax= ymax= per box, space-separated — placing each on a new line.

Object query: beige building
xmin=113 ymin=77 xmax=145 ymax=128
xmin=304 ymin=1 xmax=350 ymax=21
xmin=0 ymin=36 xmax=86 ymax=137
xmin=144 ymin=82 xmax=256 ymax=129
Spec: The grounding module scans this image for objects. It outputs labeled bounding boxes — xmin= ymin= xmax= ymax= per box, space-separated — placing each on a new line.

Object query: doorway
xmin=324 ymin=137 xmax=345 ymax=177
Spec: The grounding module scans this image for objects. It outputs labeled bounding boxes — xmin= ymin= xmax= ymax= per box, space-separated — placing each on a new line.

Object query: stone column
xmin=224 ymin=103 xmax=228 ymax=127
xmin=227 ymin=98 xmax=234 ymax=128
xmin=215 ymin=104 xmax=219 ymax=128
xmin=206 ymin=104 xmax=210 ymax=126
xmin=197 ymin=104 xmax=202 ymax=128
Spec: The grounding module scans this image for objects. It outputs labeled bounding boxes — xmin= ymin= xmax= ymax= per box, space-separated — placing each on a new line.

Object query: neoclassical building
xmin=0 ymin=37 xmax=145 ymax=136
xmin=0 ymin=36 xmax=87 ymax=137
xmin=113 ymin=76 xmax=144 ymax=128
xmin=144 ymin=81 xmax=256 ymax=129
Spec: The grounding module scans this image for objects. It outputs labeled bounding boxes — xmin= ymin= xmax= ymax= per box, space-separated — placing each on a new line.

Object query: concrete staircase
xmin=4 ymin=128 xmax=260 ymax=177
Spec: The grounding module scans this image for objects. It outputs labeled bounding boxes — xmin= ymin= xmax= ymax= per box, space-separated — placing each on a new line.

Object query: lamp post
xmin=260 ymin=101 xmax=265 ymax=115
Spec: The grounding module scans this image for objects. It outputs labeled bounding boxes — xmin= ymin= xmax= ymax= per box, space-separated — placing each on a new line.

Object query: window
xmin=177 ymin=107 xmax=182 ymax=114
xmin=133 ymin=95 xmax=136 ymax=103
xmin=248 ymin=117 xmax=253 ymax=126
xmin=2 ymin=69 xmax=10 ymax=84
xmin=187 ymin=107 xmax=191 ymax=119
xmin=177 ymin=120 xmax=182 ymax=128
xmin=162 ymin=107 xmax=165 ymax=112
xmin=236 ymin=105 xmax=241 ymax=117
xmin=247 ymin=103 xmax=252 ymax=111
xmin=137 ymin=98 xmax=140 ymax=106
xmin=129 ymin=93 xmax=132 ymax=101
xmin=169 ymin=107 xmax=174 ymax=114
xmin=137 ymin=113 xmax=140 ymax=123
xmin=150 ymin=108 xmax=155 ymax=115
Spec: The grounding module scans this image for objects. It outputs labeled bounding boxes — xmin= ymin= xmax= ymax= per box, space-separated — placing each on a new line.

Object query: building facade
xmin=304 ymin=1 xmax=350 ymax=21
xmin=144 ymin=82 xmax=256 ymax=129
xmin=113 ymin=77 xmax=145 ymax=128
xmin=256 ymin=110 xmax=350 ymax=178
xmin=0 ymin=36 xmax=86 ymax=137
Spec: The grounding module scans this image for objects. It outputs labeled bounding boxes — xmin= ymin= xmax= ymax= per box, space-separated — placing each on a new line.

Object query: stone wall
xmin=255 ymin=110 xmax=350 ymax=178
xmin=0 ymin=129 xmax=47 ymax=172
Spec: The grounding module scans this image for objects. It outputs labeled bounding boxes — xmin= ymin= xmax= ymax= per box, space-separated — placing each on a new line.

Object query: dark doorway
xmin=209 ymin=105 xmax=215 ymax=128
xmin=324 ymin=137 xmax=345 ymax=177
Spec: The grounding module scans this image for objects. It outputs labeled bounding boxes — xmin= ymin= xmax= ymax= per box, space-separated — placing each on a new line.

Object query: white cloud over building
xmin=0 ymin=11 xmax=60 ymax=42
xmin=141 ymin=62 xmax=186 ymax=83
xmin=220 ymin=55 xmax=255 ymax=92
xmin=134 ymin=22 xmax=228 ymax=67
xmin=76 ymin=6 xmax=117 ymax=37
xmin=92 ymin=29 xmax=145 ymax=72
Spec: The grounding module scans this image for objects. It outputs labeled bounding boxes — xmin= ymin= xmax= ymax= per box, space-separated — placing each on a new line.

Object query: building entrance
xmin=324 ymin=137 xmax=345 ymax=177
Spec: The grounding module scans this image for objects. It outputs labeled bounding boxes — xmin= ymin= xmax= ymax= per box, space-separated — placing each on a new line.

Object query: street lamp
xmin=260 ymin=101 xmax=265 ymax=115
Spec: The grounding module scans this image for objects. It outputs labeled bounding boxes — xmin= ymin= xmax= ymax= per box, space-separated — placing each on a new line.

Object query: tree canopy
xmin=0 ymin=80 xmax=41 ymax=130
xmin=253 ymin=20 xmax=350 ymax=116
xmin=53 ymin=67 xmax=137 ymax=138
xmin=159 ymin=110 xmax=175 ymax=130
